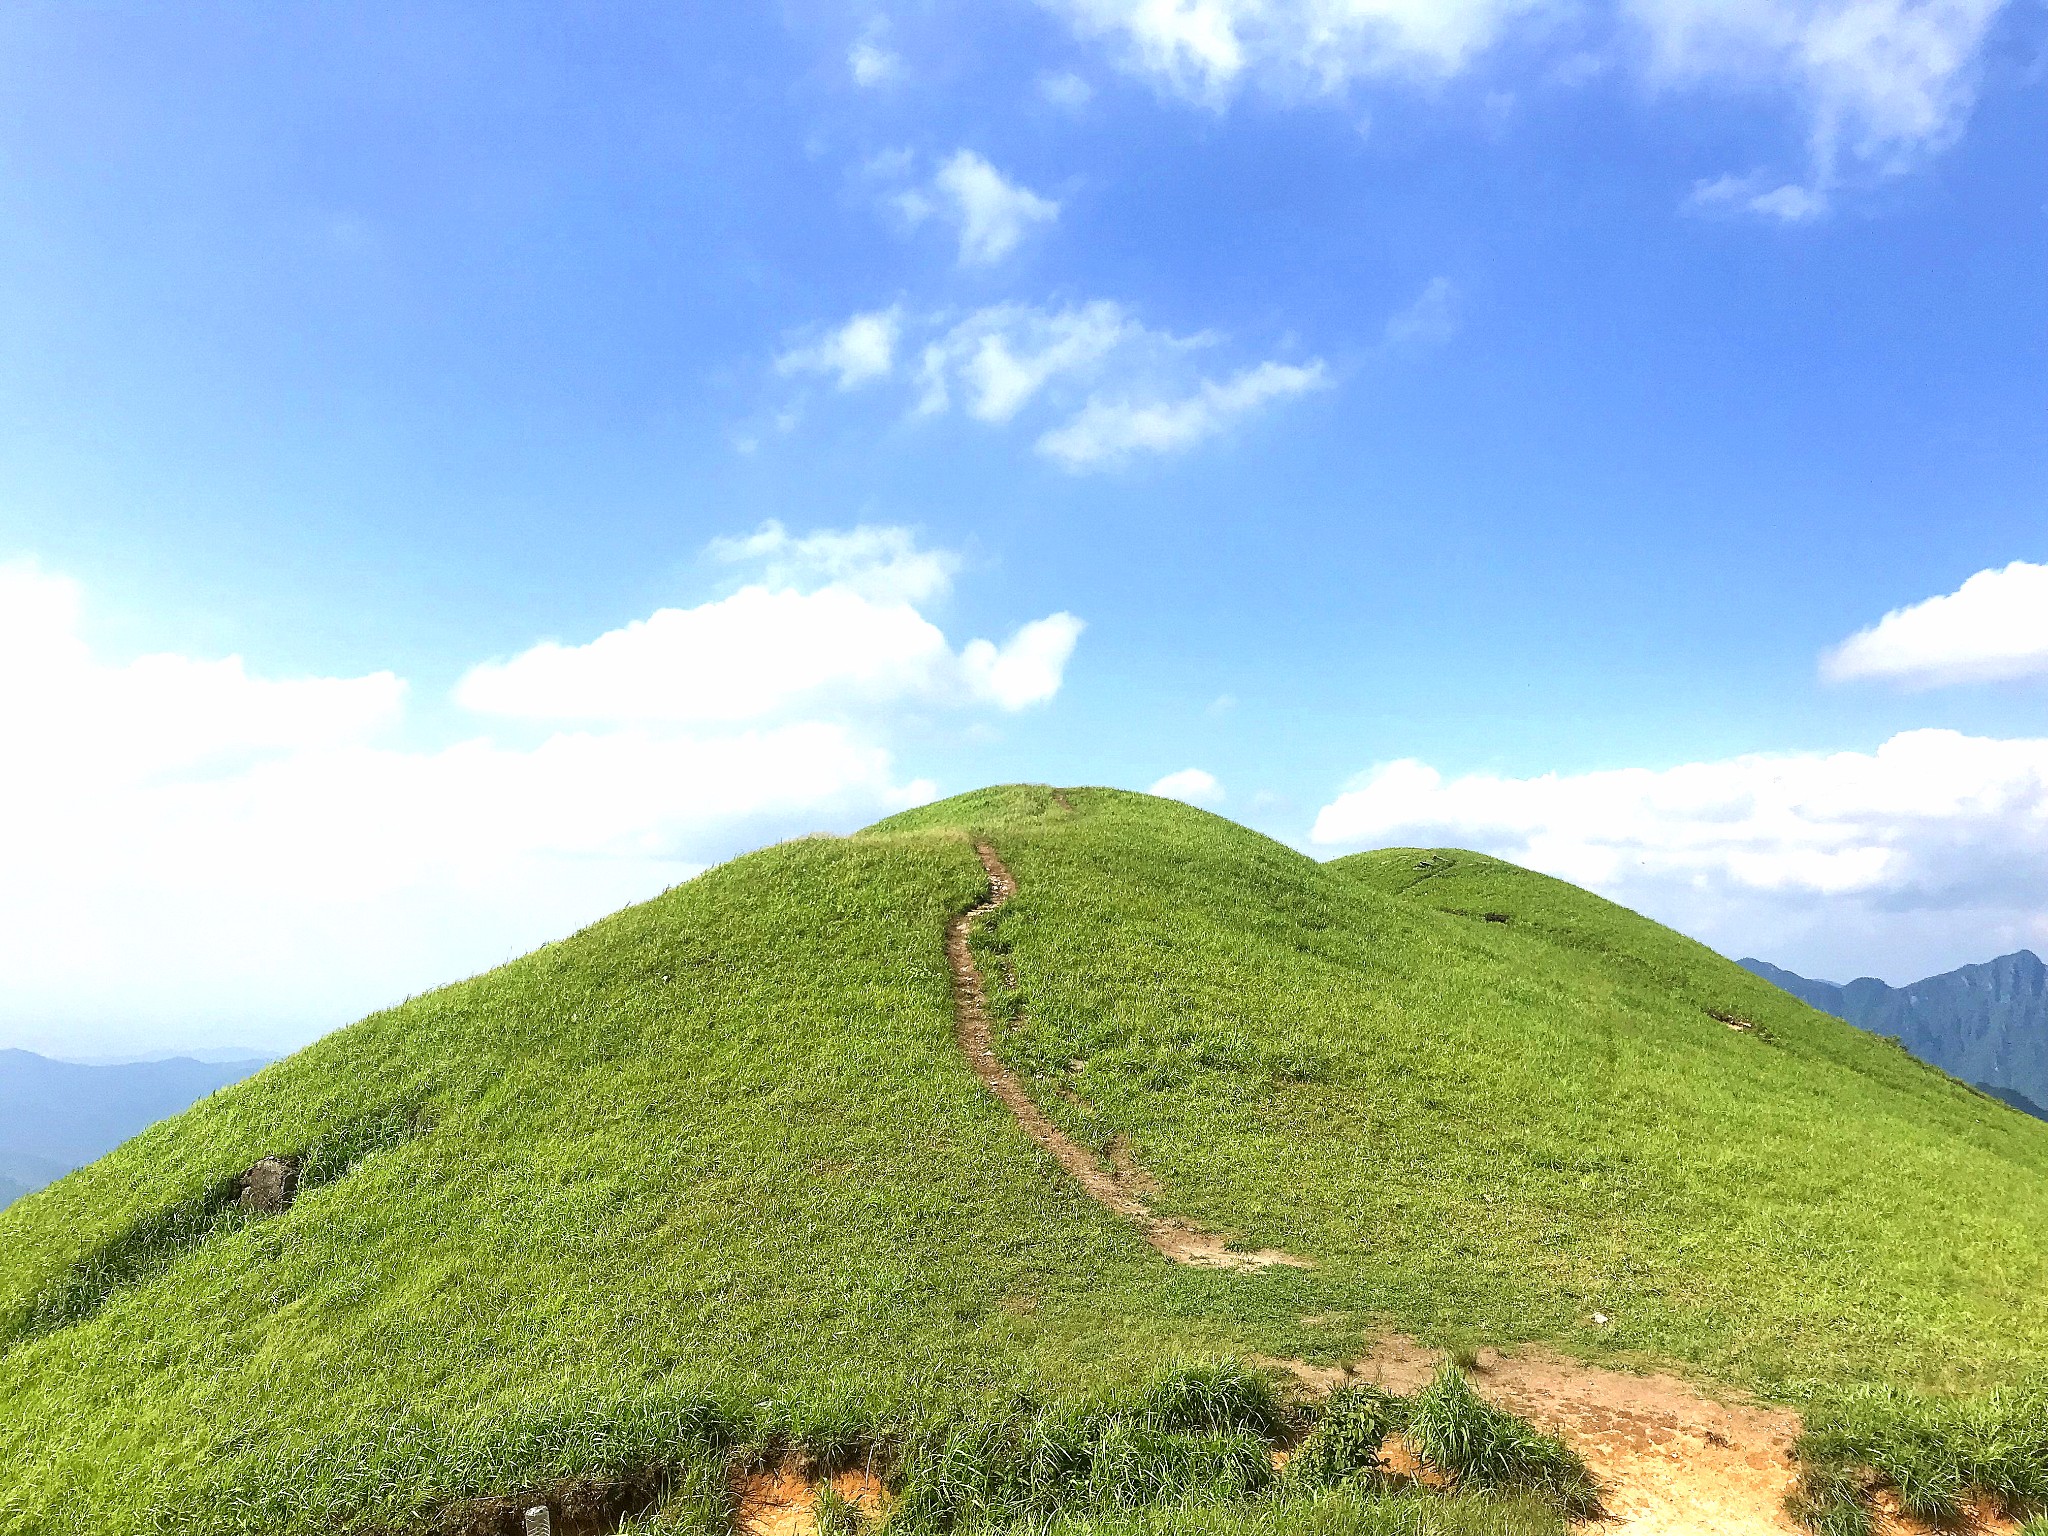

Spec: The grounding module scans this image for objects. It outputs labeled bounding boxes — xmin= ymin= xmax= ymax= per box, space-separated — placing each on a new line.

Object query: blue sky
xmin=0 ymin=1 xmax=2043 ymax=1055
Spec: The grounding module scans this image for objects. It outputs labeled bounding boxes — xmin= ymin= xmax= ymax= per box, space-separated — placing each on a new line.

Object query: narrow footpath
xmin=947 ymin=840 xmax=1307 ymax=1271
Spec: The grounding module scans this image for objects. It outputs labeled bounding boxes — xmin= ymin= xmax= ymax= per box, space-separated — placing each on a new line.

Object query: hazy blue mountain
xmin=1979 ymin=1083 xmax=2048 ymax=1120
xmin=1741 ymin=951 xmax=2048 ymax=1119
xmin=0 ymin=1049 xmax=269 ymax=1208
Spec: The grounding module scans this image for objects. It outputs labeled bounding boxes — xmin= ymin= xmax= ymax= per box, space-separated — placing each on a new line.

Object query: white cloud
xmin=850 ymin=40 xmax=902 ymax=85
xmin=961 ymin=613 xmax=1088 ymax=709
xmin=1310 ymin=728 xmax=2048 ymax=982
xmin=916 ymin=300 xmax=1139 ymax=421
xmin=790 ymin=298 xmax=1325 ymax=471
xmin=1633 ymin=0 xmax=2005 ymax=170
xmin=455 ymin=551 xmax=1082 ymax=724
xmin=1045 ymin=0 xmax=1545 ymax=102
xmin=898 ymin=151 xmax=1060 ymax=265
xmin=1150 ymin=767 xmax=1225 ymax=805
xmin=0 ymin=561 xmax=406 ymax=789
xmin=1043 ymin=0 xmax=2013 ymax=205
xmin=706 ymin=520 xmax=956 ymax=604
xmin=0 ymin=535 xmax=1079 ymax=1056
xmin=1036 ymin=359 xmax=1327 ymax=469
xmin=776 ymin=308 xmax=900 ymax=390
xmin=849 ymin=21 xmax=903 ymax=87
xmin=1823 ymin=560 xmax=2048 ymax=687
xmin=1687 ymin=172 xmax=1830 ymax=221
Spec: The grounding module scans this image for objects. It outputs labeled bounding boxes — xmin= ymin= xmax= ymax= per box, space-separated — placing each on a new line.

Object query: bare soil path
xmin=1266 ymin=1339 xmax=2019 ymax=1536
xmin=949 ymin=841 xmax=1307 ymax=1270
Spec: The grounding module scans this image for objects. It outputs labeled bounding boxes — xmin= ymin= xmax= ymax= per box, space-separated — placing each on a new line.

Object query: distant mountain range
xmin=1741 ymin=951 xmax=2048 ymax=1120
xmin=0 ymin=1049 xmax=271 ymax=1208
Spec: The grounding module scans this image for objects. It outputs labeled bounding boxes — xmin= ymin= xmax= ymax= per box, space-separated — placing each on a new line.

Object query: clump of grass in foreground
xmin=1283 ymin=1387 xmax=1407 ymax=1490
xmin=1788 ymin=1377 xmax=2048 ymax=1532
xmin=1403 ymin=1369 xmax=1599 ymax=1520
xmin=980 ymin=1486 xmax=1566 ymax=1536
xmin=810 ymin=1481 xmax=871 ymax=1536
xmin=617 ymin=1457 xmax=734 ymax=1535
xmin=190 ymin=1356 xmax=1596 ymax=1536
xmin=887 ymin=1363 xmax=1284 ymax=1531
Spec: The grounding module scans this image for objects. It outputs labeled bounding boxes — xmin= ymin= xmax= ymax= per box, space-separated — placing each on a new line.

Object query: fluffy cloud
xmin=0 ymin=563 xmax=406 ymax=788
xmin=786 ymin=297 xmax=1325 ymax=471
xmin=1149 ymin=767 xmax=1225 ymax=805
xmin=776 ymin=308 xmax=900 ymax=390
xmin=0 ymin=533 xmax=1079 ymax=1056
xmin=1823 ymin=560 xmax=2048 ymax=687
xmin=897 ymin=151 xmax=1060 ymax=265
xmin=1043 ymin=0 xmax=2013 ymax=208
xmin=1634 ymin=0 xmax=2006 ymax=194
xmin=1310 ymin=729 xmax=2048 ymax=981
xmin=457 ymin=568 xmax=1081 ymax=724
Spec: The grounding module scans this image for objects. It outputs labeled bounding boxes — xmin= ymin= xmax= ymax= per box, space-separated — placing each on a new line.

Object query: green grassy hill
xmin=4 ymin=786 xmax=2046 ymax=1535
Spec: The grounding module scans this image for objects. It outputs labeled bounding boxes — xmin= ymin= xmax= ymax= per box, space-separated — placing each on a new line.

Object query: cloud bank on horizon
xmin=0 ymin=534 xmax=1079 ymax=1056
xmin=1310 ymin=557 xmax=2048 ymax=981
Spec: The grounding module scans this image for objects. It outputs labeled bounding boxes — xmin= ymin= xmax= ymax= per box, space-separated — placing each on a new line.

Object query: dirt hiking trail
xmin=949 ymin=841 xmax=1307 ymax=1271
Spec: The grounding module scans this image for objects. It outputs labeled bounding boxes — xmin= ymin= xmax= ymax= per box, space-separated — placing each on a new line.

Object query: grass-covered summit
xmin=4 ymin=785 xmax=2046 ymax=1534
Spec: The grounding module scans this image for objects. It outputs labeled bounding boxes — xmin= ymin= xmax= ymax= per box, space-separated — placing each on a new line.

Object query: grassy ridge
xmin=2 ymin=786 xmax=2045 ymax=1533
xmin=887 ymin=788 xmax=2048 ymax=1390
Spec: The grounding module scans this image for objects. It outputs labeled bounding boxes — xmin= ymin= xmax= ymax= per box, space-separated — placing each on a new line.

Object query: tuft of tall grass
xmin=1284 ymin=1387 xmax=1407 ymax=1490
xmin=603 ymin=1455 xmax=736 ymax=1536
xmin=811 ymin=1480 xmax=870 ymax=1536
xmin=887 ymin=1364 xmax=1283 ymax=1532
xmin=1403 ymin=1369 xmax=1599 ymax=1520
xmin=1783 ymin=1465 xmax=1873 ymax=1536
xmin=1791 ymin=1377 xmax=2048 ymax=1532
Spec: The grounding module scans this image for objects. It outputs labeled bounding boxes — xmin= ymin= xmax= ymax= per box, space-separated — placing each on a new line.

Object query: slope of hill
xmin=1741 ymin=952 xmax=2048 ymax=1115
xmin=0 ymin=1049 xmax=270 ymax=1207
xmin=3 ymin=788 xmax=2046 ymax=1535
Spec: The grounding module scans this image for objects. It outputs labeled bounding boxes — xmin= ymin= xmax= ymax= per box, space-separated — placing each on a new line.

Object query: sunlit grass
xmin=3 ymin=785 xmax=2045 ymax=1533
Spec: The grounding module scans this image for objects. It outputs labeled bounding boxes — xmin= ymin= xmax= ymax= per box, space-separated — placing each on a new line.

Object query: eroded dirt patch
xmin=734 ymin=1468 xmax=890 ymax=1536
xmin=948 ymin=841 xmax=1308 ymax=1272
xmin=1267 ymin=1339 xmax=1811 ymax=1535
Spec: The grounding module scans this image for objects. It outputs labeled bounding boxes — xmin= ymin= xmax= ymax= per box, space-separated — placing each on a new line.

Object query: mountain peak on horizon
xmin=1742 ymin=949 xmax=2048 ymax=1115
